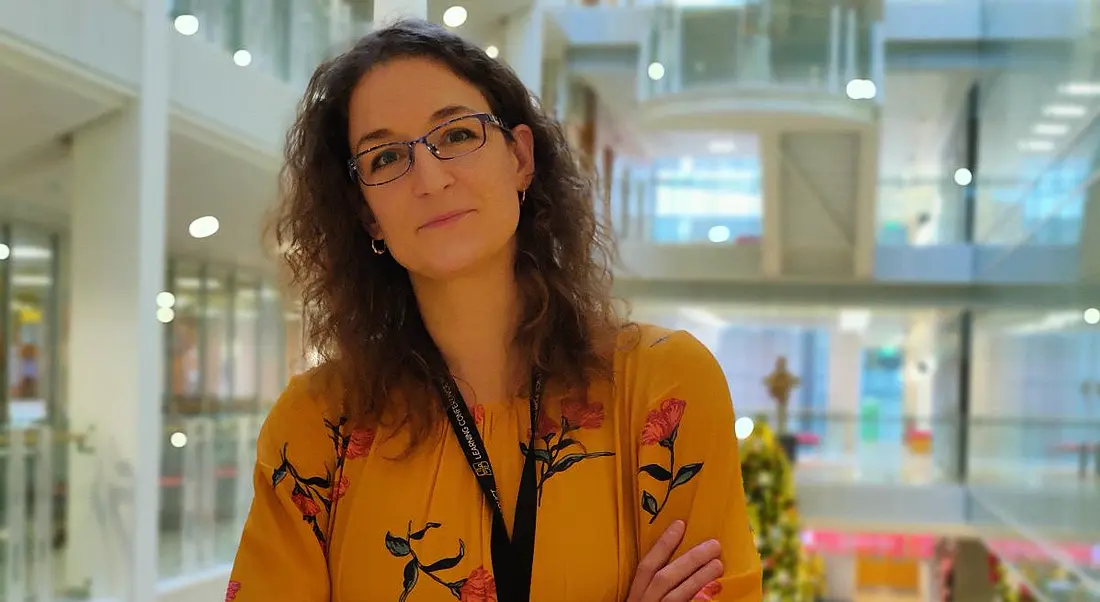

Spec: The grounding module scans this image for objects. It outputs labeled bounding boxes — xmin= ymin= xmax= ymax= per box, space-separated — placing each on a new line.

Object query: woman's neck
xmin=411 ymin=256 xmax=522 ymax=405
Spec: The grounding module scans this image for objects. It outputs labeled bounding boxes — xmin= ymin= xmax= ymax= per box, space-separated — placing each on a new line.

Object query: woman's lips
xmin=419 ymin=209 xmax=473 ymax=230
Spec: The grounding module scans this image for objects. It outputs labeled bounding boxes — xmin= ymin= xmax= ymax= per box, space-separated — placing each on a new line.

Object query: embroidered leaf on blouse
xmin=639 ymin=463 xmax=672 ymax=482
xmin=385 ymin=532 xmax=411 ymax=557
xmin=398 ymin=559 xmax=418 ymax=602
xmin=672 ymin=463 xmax=703 ymax=489
xmin=409 ymin=522 xmax=442 ymax=541
xmin=421 ymin=540 xmax=466 ymax=573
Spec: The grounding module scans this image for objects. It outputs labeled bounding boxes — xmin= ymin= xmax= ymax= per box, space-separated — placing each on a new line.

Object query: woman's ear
xmin=509 ymin=124 xmax=536 ymax=190
xmin=359 ymin=204 xmax=382 ymax=239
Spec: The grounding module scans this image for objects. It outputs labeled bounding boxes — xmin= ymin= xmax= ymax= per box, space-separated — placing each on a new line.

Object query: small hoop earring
xmin=371 ymin=239 xmax=386 ymax=255
xmin=519 ymin=189 xmax=527 ymax=205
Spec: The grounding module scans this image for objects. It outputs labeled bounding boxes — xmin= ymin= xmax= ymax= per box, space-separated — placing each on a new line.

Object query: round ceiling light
xmin=188 ymin=215 xmax=220 ymax=239
xmin=174 ymin=14 xmax=199 ymax=36
xmin=443 ymin=6 xmax=468 ymax=27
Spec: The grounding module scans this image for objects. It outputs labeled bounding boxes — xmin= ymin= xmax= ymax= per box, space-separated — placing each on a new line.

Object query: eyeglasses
xmin=348 ymin=112 xmax=509 ymax=187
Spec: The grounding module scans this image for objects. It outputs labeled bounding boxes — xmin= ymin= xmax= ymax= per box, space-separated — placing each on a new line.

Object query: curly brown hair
xmin=273 ymin=19 xmax=621 ymax=446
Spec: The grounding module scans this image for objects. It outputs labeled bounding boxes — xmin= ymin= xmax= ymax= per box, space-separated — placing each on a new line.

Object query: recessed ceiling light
xmin=156 ymin=291 xmax=176 ymax=308
xmin=953 ymin=168 xmax=972 ymax=186
xmin=442 ymin=6 xmax=468 ymax=27
xmin=1085 ymin=307 xmax=1100 ymax=325
xmin=173 ymin=14 xmax=199 ymax=36
xmin=1018 ymin=139 xmax=1056 ymax=152
xmin=647 ymin=62 xmax=665 ymax=81
xmin=157 ymin=307 xmax=176 ymax=324
xmin=707 ymin=225 xmax=731 ymax=243
xmin=708 ymin=140 xmax=736 ymax=153
xmin=1059 ymin=82 xmax=1100 ymax=96
xmin=485 ymin=45 xmax=499 ymax=59
xmin=1041 ymin=104 xmax=1087 ymax=118
xmin=734 ymin=416 xmax=755 ymax=440
xmin=233 ymin=49 xmax=252 ymax=67
xmin=0 ymin=244 xmax=10 ymax=261
xmin=1032 ymin=122 xmax=1069 ymax=136
xmin=845 ymin=78 xmax=877 ymax=100
xmin=188 ymin=215 xmax=220 ymax=239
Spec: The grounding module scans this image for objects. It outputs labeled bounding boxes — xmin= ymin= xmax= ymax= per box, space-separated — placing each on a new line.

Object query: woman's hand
xmin=626 ymin=520 xmax=723 ymax=602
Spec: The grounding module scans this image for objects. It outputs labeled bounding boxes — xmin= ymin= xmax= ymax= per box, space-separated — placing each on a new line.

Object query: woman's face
xmin=347 ymin=57 xmax=535 ymax=281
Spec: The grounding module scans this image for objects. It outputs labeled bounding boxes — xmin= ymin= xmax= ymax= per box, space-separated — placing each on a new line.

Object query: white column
xmin=827 ymin=328 xmax=863 ymax=454
xmin=826 ymin=5 xmax=840 ymax=93
xmin=503 ymin=7 xmax=545 ymax=96
xmin=65 ymin=0 xmax=169 ymax=598
xmin=904 ymin=313 xmax=937 ymax=430
xmin=843 ymin=8 xmax=857 ymax=83
xmin=373 ymin=0 xmax=427 ymax=28
xmin=760 ymin=131 xmax=783 ymax=277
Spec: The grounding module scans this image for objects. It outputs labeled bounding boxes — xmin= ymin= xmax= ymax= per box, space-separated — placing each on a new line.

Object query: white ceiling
xmin=6 ymin=4 xmax=1099 ymax=281
xmin=0 ymin=51 xmax=280 ymax=272
xmin=0 ymin=0 xmax=542 ymax=277
xmin=877 ymin=70 xmax=976 ymax=179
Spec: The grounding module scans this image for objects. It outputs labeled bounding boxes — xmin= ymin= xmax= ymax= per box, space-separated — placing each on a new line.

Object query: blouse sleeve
xmin=227 ymin=377 xmax=335 ymax=602
xmin=633 ymin=330 xmax=762 ymax=602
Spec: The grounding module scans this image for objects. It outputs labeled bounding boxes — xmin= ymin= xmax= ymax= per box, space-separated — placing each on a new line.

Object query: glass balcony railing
xmin=606 ymin=158 xmax=764 ymax=245
xmin=0 ymin=412 xmax=264 ymax=600
xmin=167 ymin=0 xmax=341 ymax=88
xmin=3 ymin=410 xmax=1097 ymax=597
xmin=971 ymin=491 xmax=1100 ymax=601
xmin=642 ymin=0 xmax=881 ymax=100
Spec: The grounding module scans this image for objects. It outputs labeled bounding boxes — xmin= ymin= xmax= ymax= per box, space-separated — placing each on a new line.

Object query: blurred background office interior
xmin=1 ymin=0 xmax=1099 ymax=600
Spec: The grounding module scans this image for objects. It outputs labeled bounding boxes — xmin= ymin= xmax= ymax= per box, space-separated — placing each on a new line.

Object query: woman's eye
xmin=443 ymin=128 xmax=475 ymax=144
xmin=370 ymin=150 xmax=400 ymax=171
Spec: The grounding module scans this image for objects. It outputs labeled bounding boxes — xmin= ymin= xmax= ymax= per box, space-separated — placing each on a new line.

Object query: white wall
xmin=0 ymin=0 xmax=301 ymax=159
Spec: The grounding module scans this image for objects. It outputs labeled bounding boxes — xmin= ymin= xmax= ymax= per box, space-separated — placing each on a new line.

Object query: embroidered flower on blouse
xmin=224 ymin=580 xmax=241 ymax=602
xmin=471 ymin=403 xmax=486 ymax=425
xmin=459 ymin=566 xmax=498 ymax=602
xmin=693 ymin=580 xmax=722 ymax=601
xmin=529 ymin=411 xmax=558 ymax=440
xmin=291 ymin=491 xmax=321 ymax=517
xmin=641 ymin=397 xmax=687 ymax=445
xmin=345 ymin=428 xmax=376 ymax=460
xmin=561 ymin=395 xmax=605 ymax=430
xmin=332 ymin=475 xmax=350 ymax=501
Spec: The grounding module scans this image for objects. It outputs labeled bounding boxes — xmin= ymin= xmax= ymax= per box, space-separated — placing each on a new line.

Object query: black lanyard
xmin=437 ymin=371 xmax=543 ymax=602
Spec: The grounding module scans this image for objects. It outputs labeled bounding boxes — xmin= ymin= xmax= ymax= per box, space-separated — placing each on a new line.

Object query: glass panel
xmin=169 ymin=260 xmax=203 ymax=406
xmin=620 ymin=149 xmax=764 ymax=245
xmin=232 ymin=271 xmax=259 ymax=407
xmin=646 ymin=0 xmax=872 ymax=98
xmin=286 ymin=305 xmax=306 ymax=377
xmin=7 ymin=227 xmax=55 ymax=428
xmin=167 ymin=0 xmax=334 ymax=87
xmin=203 ymin=265 xmax=232 ymax=405
xmin=258 ymin=283 xmax=284 ymax=405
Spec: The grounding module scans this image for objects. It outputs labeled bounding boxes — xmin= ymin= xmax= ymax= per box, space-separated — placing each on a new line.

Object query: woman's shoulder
xmin=610 ymin=322 xmax=731 ymax=420
xmin=613 ymin=322 xmax=718 ymax=372
xmin=258 ymin=364 xmax=349 ymax=459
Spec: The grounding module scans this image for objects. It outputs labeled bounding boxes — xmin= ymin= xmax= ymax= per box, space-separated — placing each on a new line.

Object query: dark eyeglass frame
xmin=348 ymin=112 xmax=511 ymax=187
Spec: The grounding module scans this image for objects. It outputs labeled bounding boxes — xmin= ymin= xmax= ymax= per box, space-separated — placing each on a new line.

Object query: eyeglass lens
xmin=355 ymin=115 xmax=488 ymax=185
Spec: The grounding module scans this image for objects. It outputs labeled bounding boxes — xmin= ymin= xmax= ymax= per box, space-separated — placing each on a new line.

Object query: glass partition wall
xmin=0 ymin=230 xmax=305 ymax=594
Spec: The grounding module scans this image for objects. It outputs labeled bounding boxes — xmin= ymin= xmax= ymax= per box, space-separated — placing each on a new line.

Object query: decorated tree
xmin=989 ymin=553 xmax=1019 ymax=602
xmin=762 ymin=356 xmax=800 ymax=435
xmin=740 ymin=416 xmax=805 ymax=601
xmin=989 ymin=553 xmax=1039 ymax=602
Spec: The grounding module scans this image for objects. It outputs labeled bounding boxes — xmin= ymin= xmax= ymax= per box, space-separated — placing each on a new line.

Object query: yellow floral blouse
xmin=227 ymin=325 xmax=762 ymax=602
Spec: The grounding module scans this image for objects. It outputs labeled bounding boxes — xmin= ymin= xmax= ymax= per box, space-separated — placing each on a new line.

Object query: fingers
xmin=662 ymin=559 xmax=723 ymax=602
xmin=626 ymin=520 xmax=686 ymax=602
xmin=645 ymin=539 xmax=722 ymax=602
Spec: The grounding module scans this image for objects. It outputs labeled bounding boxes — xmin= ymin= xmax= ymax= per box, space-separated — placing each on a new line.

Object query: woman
xmin=229 ymin=19 xmax=761 ymax=602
